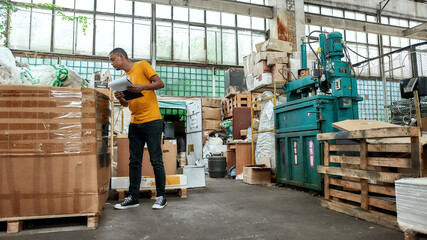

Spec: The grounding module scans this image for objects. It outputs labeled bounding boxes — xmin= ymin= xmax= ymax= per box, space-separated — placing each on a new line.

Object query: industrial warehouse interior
xmin=1 ymin=0 xmax=427 ymax=239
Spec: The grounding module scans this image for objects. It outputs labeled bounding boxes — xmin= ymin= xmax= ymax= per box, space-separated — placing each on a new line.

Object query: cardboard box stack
xmin=0 ymin=85 xmax=111 ymax=218
xmin=202 ymin=97 xmax=222 ymax=143
xmin=244 ymin=39 xmax=293 ymax=91
xmin=117 ymin=137 xmax=178 ymax=177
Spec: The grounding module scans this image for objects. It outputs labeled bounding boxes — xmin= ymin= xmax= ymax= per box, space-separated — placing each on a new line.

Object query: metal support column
xmin=151 ymin=4 xmax=157 ymax=68
xmin=410 ymin=45 xmax=419 ymax=78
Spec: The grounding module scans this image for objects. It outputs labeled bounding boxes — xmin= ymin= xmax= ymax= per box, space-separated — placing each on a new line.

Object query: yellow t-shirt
xmin=125 ymin=61 xmax=162 ymax=124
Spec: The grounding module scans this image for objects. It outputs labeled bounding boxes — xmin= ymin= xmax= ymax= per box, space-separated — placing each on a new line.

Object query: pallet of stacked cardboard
xmin=0 ymin=85 xmax=111 ymax=233
xmin=244 ymin=38 xmax=293 ymax=92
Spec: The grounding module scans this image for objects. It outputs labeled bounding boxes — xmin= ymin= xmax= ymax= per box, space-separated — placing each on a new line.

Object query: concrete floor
xmin=1 ymin=177 xmax=414 ymax=240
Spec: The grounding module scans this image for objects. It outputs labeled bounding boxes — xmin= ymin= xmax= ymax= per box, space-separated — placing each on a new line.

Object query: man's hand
xmin=114 ymin=91 xmax=125 ymax=99
xmin=127 ymin=84 xmax=144 ymax=93
xmin=114 ymin=91 xmax=129 ymax=107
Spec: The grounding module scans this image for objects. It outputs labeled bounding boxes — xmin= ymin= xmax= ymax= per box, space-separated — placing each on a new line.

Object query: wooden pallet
xmin=403 ymin=231 xmax=426 ymax=240
xmin=317 ymin=127 xmax=423 ymax=230
xmin=223 ymin=93 xmax=253 ymax=119
xmin=116 ymin=186 xmax=188 ymax=201
xmin=0 ymin=212 xmax=100 ymax=234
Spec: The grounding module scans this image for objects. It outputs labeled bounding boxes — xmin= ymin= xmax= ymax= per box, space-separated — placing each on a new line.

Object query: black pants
xmin=128 ymin=120 xmax=166 ymax=198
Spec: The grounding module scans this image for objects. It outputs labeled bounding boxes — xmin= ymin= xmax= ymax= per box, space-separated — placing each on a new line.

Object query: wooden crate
xmin=223 ymin=93 xmax=252 ymax=119
xmin=317 ymin=127 xmax=423 ymax=230
xmin=252 ymin=93 xmax=261 ymax=111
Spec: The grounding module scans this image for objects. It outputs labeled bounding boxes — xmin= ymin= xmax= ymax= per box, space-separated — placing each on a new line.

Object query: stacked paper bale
xmin=244 ymin=39 xmax=293 ymax=92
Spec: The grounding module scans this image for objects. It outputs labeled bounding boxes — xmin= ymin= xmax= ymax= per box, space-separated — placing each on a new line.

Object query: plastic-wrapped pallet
xmin=255 ymin=91 xmax=286 ymax=173
xmin=395 ymin=178 xmax=427 ymax=234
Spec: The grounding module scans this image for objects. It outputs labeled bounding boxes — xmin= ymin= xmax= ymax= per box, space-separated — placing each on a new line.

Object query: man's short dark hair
xmin=110 ymin=48 xmax=129 ymax=59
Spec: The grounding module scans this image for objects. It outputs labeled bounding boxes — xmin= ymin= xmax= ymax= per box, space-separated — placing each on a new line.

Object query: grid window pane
xmin=409 ymin=21 xmax=420 ymax=28
xmin=389 ymin=17 xmax=399 ymax=26
xmin=115 ymin=17 xmax=132 ymax=55
xmin=390 ymin=36 xmax=400 ymax=47
xmin=95 ymin=15 xmax=114 ymax=56
xmin=401 ymin=38 xmax=409 ymax=48
xmin=367 ymin=15 xmax=376 ymax=23
xmin=308 ymin=5 xmax=320 ymax=14
xmin=134 ymin=19 xmax=151 ymax=59
xmin=116 ymin=0 xmax=133 ymax=15
xmin=382 ymin=35 xmax=390 ymax=46
xmin=368 ymin=47 xmax=379 ymax=76
xmin=56 ymin=0 xmax=74 ymax=9
xmin=189 ymin=8 xmax=204 ymax=23
xmin=156 ymin=5 xmax=171 ymax=19
xmin=251 ymin=0 xmax=264 ymax=4
xmin=368 ymin=33 xmax=378 ymax=45
xmin=207 ymin=27 xmax=221 ymax=64
xmin=76 ymin=0 xmax=94 ymax=11
xmin=30 ymin=9 xmax=52 ymax=51
xmin=238 ymin=31 xmax=251 ymax=66
xmin=157 ymin=21 xmax=172 ymax=60
xmin=190 ymin=26 xmax=205 ymax=62
xmin=237 ymin=15 xmax=251 ymax=29
xmin=173 ymin=7 xmax=188 ymax=21
xmin=135 ymin=2 xmax=151 ymax=17
xmin=206 ymin=11 xmax=220 ymax=25
xmin=322 ymin=27 xmax=333 ymax=33
xmin=345 ymin=30 xmax=356 ymax=42
xmin=54 ymin=11 xmax=74 ymax=53
xmin=8 ymin=10 xmax=30 ymax=50
xmin=252 ymin=33 xmax=264 ymax=52
xmin=332 ymin=9 xmax=343 ymax=18
xmin=97 ymin=0 xmax=114 ymax=13
xmin=344 ymin=10 xmax=355 ymax=20
xmin=222 ymin=29 xmax=236 ymax=65
xmin=221 ymin=13 xmax=235 ymax=27
xmin=356 ymin=32 xmax=366 ymax=43
xmin=252 ymin=17 xmax=264 ymax=30
xmin=173 ymin=24 xmax=189 ymax=61
xmin=76 ymin=13 xmax=94 ymax=55
xmin=355 ymin=12 xmax=365 ymax=21
xmin=381 ymin=16 xmax=389 ymax=24
xmin=321 ymin=7 xmax=332 ymax=16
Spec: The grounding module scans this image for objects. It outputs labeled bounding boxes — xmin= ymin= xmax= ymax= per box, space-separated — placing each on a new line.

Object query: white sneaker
xmin=152 ymin=196 xmax=167 ymax=209
xmin=115 ymin=196 xmax=140 ymax=210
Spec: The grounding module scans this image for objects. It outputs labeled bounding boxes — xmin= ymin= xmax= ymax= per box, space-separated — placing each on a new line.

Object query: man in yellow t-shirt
xmin=109 ymin=48 xmax=167 ymax=210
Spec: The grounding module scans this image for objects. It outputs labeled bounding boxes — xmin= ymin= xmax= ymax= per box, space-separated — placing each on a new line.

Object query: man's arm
xmin=114 ymin=91 xmax=129 ymax=107
xmin=126 ymin=74 xmax=164 ymax=92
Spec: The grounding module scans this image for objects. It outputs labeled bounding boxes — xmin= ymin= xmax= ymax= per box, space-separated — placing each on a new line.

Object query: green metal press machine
xmin=274 ymin=31 xmax=362 ymax=190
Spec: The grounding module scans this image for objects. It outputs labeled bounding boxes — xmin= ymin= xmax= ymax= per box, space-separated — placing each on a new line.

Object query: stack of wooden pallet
xmin=222 ymin=93 xmax=261 ymax=119
xmin=223 ymin=93 xmax=252 ymax=119
xmin=317 ymin=120 xmax=425 ymax=231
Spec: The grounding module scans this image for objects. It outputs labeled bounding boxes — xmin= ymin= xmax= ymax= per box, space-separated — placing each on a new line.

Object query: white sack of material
xmin=255 ymin=91 xmax=285 ymax=173
xmin=0 ymin=47 xmax=20 ymax=85
xmin=20 ymin=65 xmax=89 ymax=88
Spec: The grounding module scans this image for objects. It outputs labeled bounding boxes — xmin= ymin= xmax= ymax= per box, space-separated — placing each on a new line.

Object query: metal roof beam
xmin=305 ymin=13 xmax=427 ymax=41
xmin=129 ymin=0 xmax=274 ymax=19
